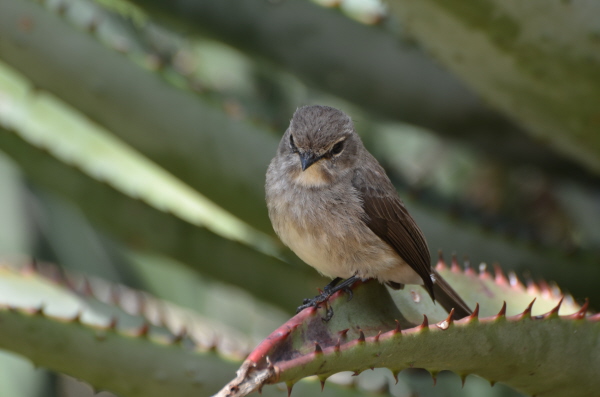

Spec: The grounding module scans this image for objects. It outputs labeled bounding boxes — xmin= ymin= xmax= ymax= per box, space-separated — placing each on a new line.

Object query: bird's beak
xmin=299 ymin=151 xmax=319 ymax=171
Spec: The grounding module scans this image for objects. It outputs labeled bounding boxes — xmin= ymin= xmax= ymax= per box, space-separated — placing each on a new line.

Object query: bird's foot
xmin=296 ymin=276 xmax=359 ymax=321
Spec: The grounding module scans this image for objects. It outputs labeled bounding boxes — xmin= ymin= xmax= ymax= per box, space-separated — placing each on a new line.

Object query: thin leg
xmin=296 ymin=275 xmax=360 ymax=321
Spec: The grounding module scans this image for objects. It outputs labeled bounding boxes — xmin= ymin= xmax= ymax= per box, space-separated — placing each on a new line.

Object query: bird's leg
xmin=296 ymin=275 xmax=360 ymax=320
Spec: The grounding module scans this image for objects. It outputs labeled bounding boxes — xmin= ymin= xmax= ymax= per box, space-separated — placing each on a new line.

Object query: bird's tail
xmin=431 ymin=269 xmax=472 ymax=320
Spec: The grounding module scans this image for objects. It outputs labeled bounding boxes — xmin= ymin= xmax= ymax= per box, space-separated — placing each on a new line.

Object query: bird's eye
xmin=331 ymin=140 xmax=344 ymax=156
xmin=289 ymin=134 xmax=298 ymax=153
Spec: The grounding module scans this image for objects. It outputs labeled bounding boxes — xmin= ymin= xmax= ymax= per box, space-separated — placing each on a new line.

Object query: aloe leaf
xmin=0 ymin=263 xmax=373 ymax=397
xmin=0 ymin=0 xmax=277 ymax=232
xmin=216 ymin=264 xmax=592 ymax=397
xmin=387 ymin=0 xmax=600 ymax=174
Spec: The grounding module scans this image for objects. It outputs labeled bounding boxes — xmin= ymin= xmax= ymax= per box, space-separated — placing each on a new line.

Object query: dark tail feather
xmin=431 ymin=269 xmax=472 ymax=320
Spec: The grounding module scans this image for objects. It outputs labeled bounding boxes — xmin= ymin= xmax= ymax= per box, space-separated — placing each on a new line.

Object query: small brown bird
xmin=266 ymin=105 xmax=471 ymax=320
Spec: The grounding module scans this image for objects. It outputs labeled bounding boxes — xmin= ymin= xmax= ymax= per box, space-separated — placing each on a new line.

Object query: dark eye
xmin=289 ymin=134 xmax=298 ymax=153
xmin=331 ymin=140 xmax=344 ymax=156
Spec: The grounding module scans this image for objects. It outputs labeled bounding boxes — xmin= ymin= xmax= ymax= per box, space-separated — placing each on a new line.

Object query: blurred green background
xmin=0 ymin=0 xmax=599 ymax=396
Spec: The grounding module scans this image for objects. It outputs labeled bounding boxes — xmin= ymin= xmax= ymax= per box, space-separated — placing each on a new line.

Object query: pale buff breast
xmin=267 ymin=169 xmax=423 ymax=285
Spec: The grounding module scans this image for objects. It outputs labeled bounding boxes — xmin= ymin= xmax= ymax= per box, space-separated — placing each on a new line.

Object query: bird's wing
xmin=352 ymin=165 xmax=434 ymax=298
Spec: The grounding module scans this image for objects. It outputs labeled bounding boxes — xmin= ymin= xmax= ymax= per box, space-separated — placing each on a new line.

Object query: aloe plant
xmin=0 ymin=0 xmax=598 ymax=396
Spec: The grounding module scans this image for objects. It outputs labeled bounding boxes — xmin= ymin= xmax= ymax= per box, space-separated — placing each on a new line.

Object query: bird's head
xmin=278 ymin=105 xmax=362 ymax=187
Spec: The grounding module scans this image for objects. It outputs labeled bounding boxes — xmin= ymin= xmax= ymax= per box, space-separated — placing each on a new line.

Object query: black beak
xmin=300 ymin=151 xmax=320 ymax=171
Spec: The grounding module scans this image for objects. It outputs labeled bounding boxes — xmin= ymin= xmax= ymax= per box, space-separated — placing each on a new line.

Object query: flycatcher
xmin=266 ymin=105 xmax=471 ymax=320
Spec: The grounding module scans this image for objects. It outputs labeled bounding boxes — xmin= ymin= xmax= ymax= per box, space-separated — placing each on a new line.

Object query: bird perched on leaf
xmin=266 ymin=105 xmax=471 ymax=321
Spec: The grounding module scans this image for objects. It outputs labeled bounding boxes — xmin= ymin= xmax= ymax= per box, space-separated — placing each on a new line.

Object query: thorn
xmin=546 ymin=297 xmax=564 ymax=317
xmin=319 ymin=378 xmax=326 ymax=391
xmin=464 ymin=258 xmax=474 ymax=276
xmin=490 ymin=380 xmax=497 ymax=387
xmin=314 ymin=342 xmax=323 ymax=354
xmin=394 ymin=319 xmax=401 ymax=334
xmin=286 ymin=382 xmax=294 ymax=397
xmin=357 ymin=328 xmax=365 ymax=343
xmin=495 ymin=302 xmax=507 ymax=319
xmin=526 ymin=279 xmax=540 ymax=295
xmin=478 ymin=263 xmax=490 ymax=279
xmin=450 ymin=253 xmax=460 ymax=272
xmin=374 ymin=330 xmax=382 ymax=342
xmin=338 ymin=328 xmax=349 ymax=337
xmin=469 ymin=303 xmax=480 ymax=321
xmin=419 ymin=314 xmax=429 ymax=330
xmin=569 ymin=299 xmax=589 ymax=320
xmin=71 ymin=311 xmax=82 ymax=323
xmin=436 ymin=309 xmax=454 ymax=330
xmin=436 ymin=251 xmax=447 ymax=270
xmin=520 ymin=298 xmax=536 ymax=319
xmin=105 ymin=316 xmax=117 ymax=330
xmin=352 ymin=371 xmax=360 ymax=377
xmin=171 ymin=327 xmax=187 ymax=344
xmin=258 ymin=385 xmax=263 ymax=395
xmin=32 ymin=305 xmax=44 ymax=316
xmin=508 ymin=271 xmax=523 ymax=289
xmin=392 ymin=370 xmax=399 ymax=384
xmin=334 ymin=338 xmax=341 ymax=352
xmin=493 ymin=263 xmax=508 ymax=285
xmin=461 ymin=374 xmax=467 ymax=388
xmin=136 ymin=322 xmax=150 ymax=337
xmin=431 ymin=371 xmax=438 ymax=386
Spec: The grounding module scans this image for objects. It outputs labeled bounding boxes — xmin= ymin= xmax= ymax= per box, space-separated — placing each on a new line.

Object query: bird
xmin=265 ymin=105 xmax=471 ymax=320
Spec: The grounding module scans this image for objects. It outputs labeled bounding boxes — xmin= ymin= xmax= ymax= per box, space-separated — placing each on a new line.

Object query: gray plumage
xmin=266 ymin=105 xmax=471 ymax=319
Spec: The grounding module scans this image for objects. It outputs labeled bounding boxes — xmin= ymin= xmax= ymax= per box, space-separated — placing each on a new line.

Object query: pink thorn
xmin=436 ymin=309 xmax=454 ymax=330
xmin=374 ymin=330 xmax=382 ymax=342
xmin=464 ymin=260 xmax=475 ymax=276
xmin=495 ymin=302 xmax=507 ymax=319
xmin=357 ymin=328 xmax=365 ymax=343
xmin=547 ymin=297 xmax=564 ymax=317
xmin=526 ymin=279 xmax=540 ymax=295
xmin=478 ymin=263 xmax=490 ymax=280
xmin=493 ymin=264 xmax=508 ymax=285
xmin=107 ymin=316 xmax=118 ymax=330
xmin=71 ymin=311 xmax=82 ymax=323
xmin=569 ymin=299 xmax=589 ymax=320
xmin=172 ymin=327 xmax=187 ymax=344
xmin=137 ymin=322 xmax=150 ymax=337
xmin=520 ymin=298 xmax=536 ymax=319
xmin=450 ymin=254 xmax=460 ymax=272
xmin=394 ymin=319 xmax=402 ymax=334
xmin=538 ymin=280 xmax=552 ymax=299
xmin=468 ymin=303 xmax=480 ymax=321
xmin=314 ymin=341 xmax=323 ymax=354
xmin=419 ymin=314 xmax=429 ymax=329
xmin=508 ymin=272 xmax=523 ymax=289
xmin=436 ymin=251 xmax=447 ymax=270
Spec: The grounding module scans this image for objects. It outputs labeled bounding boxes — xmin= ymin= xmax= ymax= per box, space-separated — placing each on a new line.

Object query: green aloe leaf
xmin=387 ymin=0 xmax=600 ymax=174
xmin=216 ymin=263 xmax=593 ymax=397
